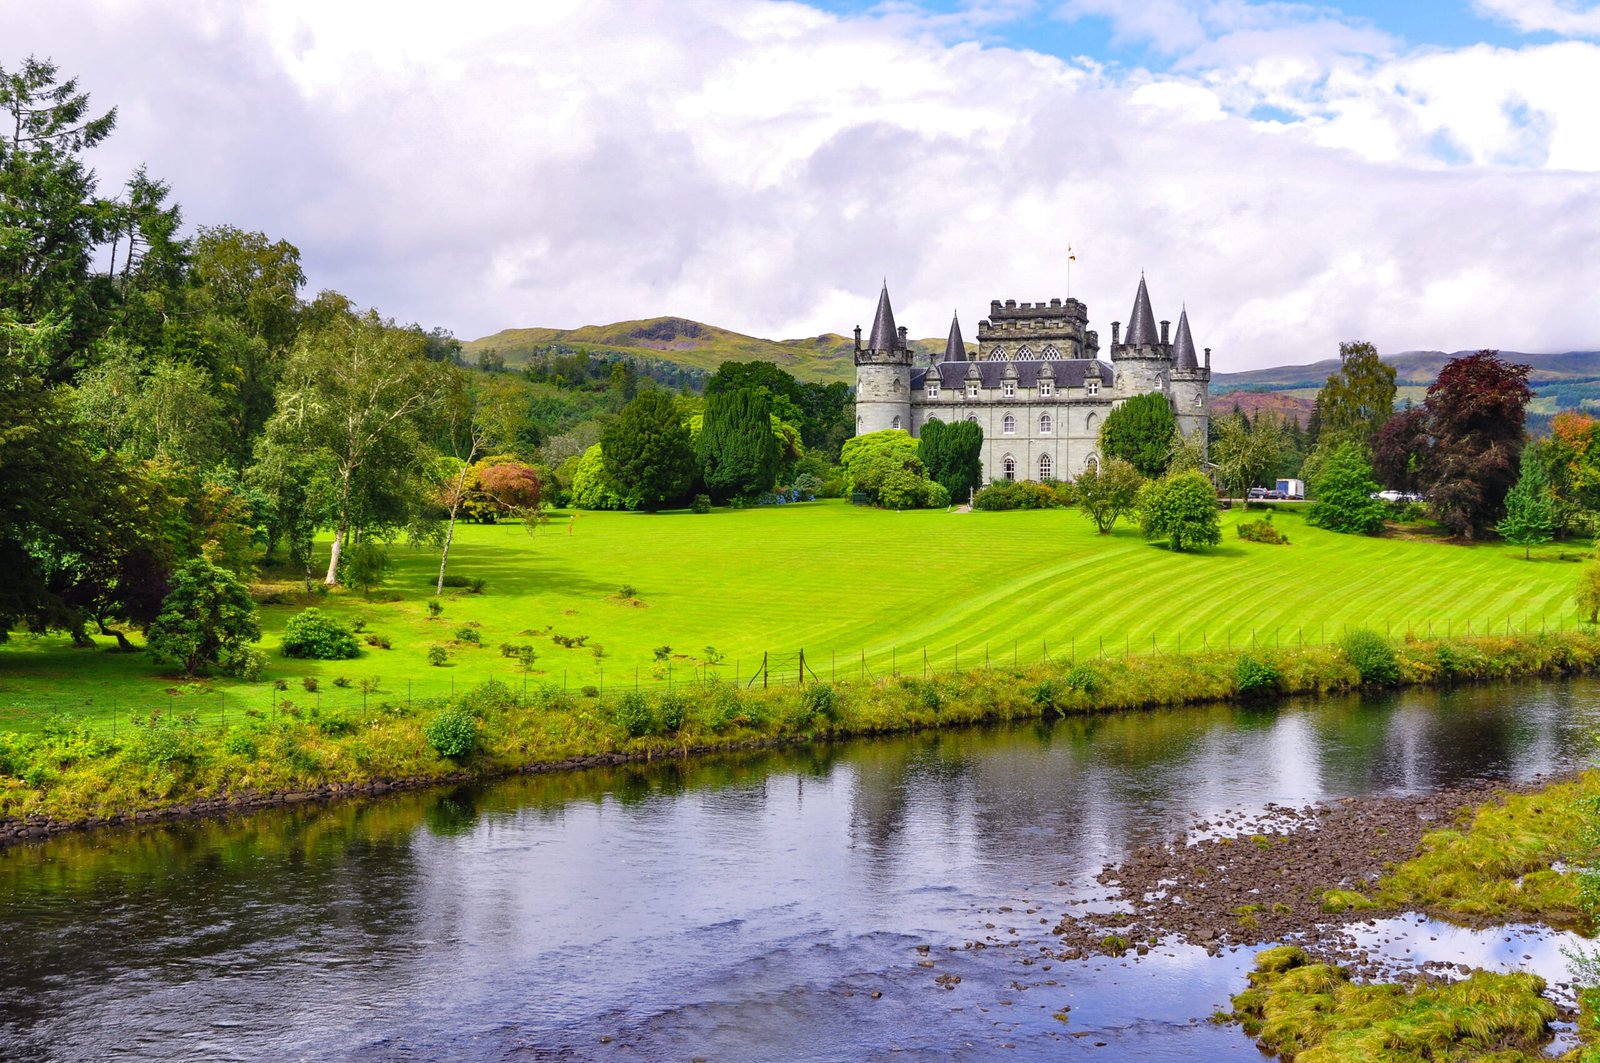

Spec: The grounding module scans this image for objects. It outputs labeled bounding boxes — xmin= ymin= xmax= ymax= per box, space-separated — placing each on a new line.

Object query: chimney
xmin=1204 ymin=347 xmax=1211 ymax=369
xmin=1111 ymin=321 xmax=1121 ymax=345
xmin=854 ymin=325 xmax=862 ymax=351
xmin=897 ymin=325 xmax=908 ymax=349
xmin=1160 ymin=320 xmax=1170 ymax=345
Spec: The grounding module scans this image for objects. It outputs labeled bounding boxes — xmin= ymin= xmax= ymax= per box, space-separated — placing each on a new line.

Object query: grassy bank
xmin=1 ymin=500 xmax=1590 ymax=733
xmin=5 ymin=628 xmax=1600 ymax=829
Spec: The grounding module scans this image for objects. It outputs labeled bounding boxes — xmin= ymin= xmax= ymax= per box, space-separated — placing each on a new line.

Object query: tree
xmin=1211 ymin=413 xmax=1285 ymax=499
xmin=1317 ymin=340 xmax=1396 ymax=448
xmin=1424 ymin=350 xmax=1532 ymax=538
xmin=1166 ymin=427 xmax=1208 ymax=475
xmin=1076 ymin=457 xmax=1144 ymax=534
xmin=1497 ymin=449 xmax=1556 ymax=559
xmin=431 ymin=370 xmax=525 ymax=593
xmin=260 ymin=308 xmax=442 ymax=584
xmin=1372 ymin=406 xmax=1431 ymax=495
xmin=919 ymin=419 xmax=983 ymax=502
xmin=146 ymin=557 xmax=260 ymax=676
xmin=601 ymin=391 xmax=696 ymax=510
xmin=696 ymin=388 xmax=780 ymax=501
xmin=1137 ymin=470 xmax=1221 ymax=552
xmin=840 ymin=429 xmax=938 ymax=506
xmin=1101 ymin=393 xmax=1176 ymax=478
xmin=570 ymin=444 xmax=634 ymax=510
xmin=1307 ymin=441 xmax=1388 ymax=534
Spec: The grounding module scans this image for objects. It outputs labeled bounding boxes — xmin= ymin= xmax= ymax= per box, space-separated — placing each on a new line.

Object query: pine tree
xmin=919 ymin=419 xmax=983 ymax=501
xmin=1101 ymin=393 xmax=1177 ymax=478
xmin=1497 ymin=449 xmax=1556 ymax=559
xmin=601 ymin=391 xmax=696 ymax=511
xmin=696 ymin=387 xmax=780 ymax=501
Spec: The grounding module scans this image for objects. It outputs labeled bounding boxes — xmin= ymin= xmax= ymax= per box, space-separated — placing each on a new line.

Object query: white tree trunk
xmin=324 ymin=525 xmax=345 ymax=586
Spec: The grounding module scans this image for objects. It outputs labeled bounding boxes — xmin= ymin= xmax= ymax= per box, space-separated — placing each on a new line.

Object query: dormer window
xmin=1039 ymin=380 xmax=1053 ymax=397
xmin=966 ymin=381 xmax=979 ymax=398
xmin=1003 ymin=381 xmax=1016 ymax=397
xmin=1086 ymin=379 xmax=1100 ymax=396
xmin=927 ymin=381 xmax=940 ymax=399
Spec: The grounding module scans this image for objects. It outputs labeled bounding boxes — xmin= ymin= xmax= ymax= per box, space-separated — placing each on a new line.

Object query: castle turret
xmin=854 ymin=283 xmax=913 ymax=434
xmin=1110 ymin=275 xmax=1172 ymax=400
xmin=1169 ymin=306 xmax=1211 ymax=449
xmin=943 ymin=311 xmax=967 ymax=362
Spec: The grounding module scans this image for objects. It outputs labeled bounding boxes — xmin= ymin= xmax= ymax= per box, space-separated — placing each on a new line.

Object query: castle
xmin=853 ymin=276 xmax=1212 ymax=484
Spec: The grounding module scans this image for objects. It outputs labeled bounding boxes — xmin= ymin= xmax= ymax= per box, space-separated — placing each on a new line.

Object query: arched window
xmin=1085 ymin=411 xmax=1098 ymax=434
xmin=988 ymin=346 xmax=1006 ymax=361
xmin=1002 ymin=414 xmax=1016 ymax=435
xmin=1003 ymin=456 xmax=1016 ymax=481
xmin=1016 ymin=345 xmax=1033 ymax=360
xmin=1039 ymin=413 xmax=1053 ymax=434
xmin=891 ymin=415 xmax=901 ymax=430
xmin=926 ymin=415 xmax=942 ymax=424
xmin=966 ymin=414 xmax=977 ymax=423
xmin=1084 ymin=454 xmax=1099 ymax=473
xmin=1039 ymin=454 xmax=1053 ymax=480
xmin=1042 ymin=344 xmax=1060 ymax=359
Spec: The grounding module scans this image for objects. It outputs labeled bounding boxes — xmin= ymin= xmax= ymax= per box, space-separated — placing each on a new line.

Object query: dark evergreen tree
xmin=602 ymin=390 xmax=696 ymax=511
xmin=1497 ymin=443 xmax=1556 ymax=558
xmin=919 ymin=419 xmax=983 ymax=502
xmin=696 ymin=387 xmax=780 ymax=501
xmin=1100 ymin=392 xmax=1176 ymax=478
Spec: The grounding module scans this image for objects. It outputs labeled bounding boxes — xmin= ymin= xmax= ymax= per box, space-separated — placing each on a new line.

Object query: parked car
xmin=1247 ymin=487 xmax=1267 ymax=499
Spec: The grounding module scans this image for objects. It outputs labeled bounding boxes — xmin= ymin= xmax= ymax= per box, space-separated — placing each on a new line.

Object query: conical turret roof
xmin=943 ymin=311 xmax=967 ymax=362
xmin=868 ymin=283 xmax=901 ymax=352
xmin=1173 ymin=307 xmax=1199 ymax=370
xmin=1125 ymin=274 xmax=1159 ymax=348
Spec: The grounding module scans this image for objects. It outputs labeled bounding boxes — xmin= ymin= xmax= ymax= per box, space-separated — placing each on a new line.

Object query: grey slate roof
xmin=1172 ymin=307 xmax=1199 ymax=370
xmin=1125 ymin=275 xmax=1159 ymax=348
xmin=912 ymin=359 xmax=1112 ymax=390
xmin=944 ymin=312 xmax=967 ymax=362
xmin=867 ymin=284 xmax=902 ymax=352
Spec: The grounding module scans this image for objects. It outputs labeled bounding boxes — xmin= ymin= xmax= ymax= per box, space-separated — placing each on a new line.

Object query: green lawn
xmin=0 ymin=500 xmax=1587 ymax=732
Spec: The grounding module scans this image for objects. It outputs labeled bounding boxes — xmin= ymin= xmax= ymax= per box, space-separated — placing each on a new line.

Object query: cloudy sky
xmin=12 ymin=0 xmax=1600 ymax=369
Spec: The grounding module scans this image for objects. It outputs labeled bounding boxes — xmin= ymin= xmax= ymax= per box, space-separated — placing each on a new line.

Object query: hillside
xmin=463 ymin=316 xmax=965 ymax=386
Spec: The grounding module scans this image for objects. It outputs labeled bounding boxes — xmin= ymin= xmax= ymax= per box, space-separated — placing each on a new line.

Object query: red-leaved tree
xmin=1422 ymin=350 xmax=1531 ymax=538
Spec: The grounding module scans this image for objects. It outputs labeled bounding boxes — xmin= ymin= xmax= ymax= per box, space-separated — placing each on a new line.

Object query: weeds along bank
xmin=4 ymin=629 xmax=1600 ymax=831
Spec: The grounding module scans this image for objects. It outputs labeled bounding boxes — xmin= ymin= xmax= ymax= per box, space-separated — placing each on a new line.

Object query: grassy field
xmin=0 ymin=500 xmax=1589 ymax=732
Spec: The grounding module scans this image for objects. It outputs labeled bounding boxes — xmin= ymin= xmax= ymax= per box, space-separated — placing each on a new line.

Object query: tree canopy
xmin=1137 ymin=470 xmax=1221 ymax=552
xmin=601 ymin=391 xmax=696 ymax=511
xmin=1101 ymin=393 xmax=1176 ymax=478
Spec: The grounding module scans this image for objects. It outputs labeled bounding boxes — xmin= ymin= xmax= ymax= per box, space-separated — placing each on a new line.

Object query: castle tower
xmin=854 ymin=283 xmax=914 ymax=434
xmin=943 ymin=311 xmax=967 ymax=362
xmin=1109 ymin=275 xmax=1171 ymax=400
xmin=1169 ymin=306 xmax=1212 ymax=449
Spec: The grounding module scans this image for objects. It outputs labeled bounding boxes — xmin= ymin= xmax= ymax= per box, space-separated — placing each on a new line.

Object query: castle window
xmin=1003 ymin=381 xmax=1016 ymax=397
xmin=1039 ymin=454 xmax=1053 ymax=480
xmin=891 ymin=415 xmax=902 ymax=430
xmin=1086 ymin=379 xmax=1100 ymax=396
xmin=988 ymin=346 xmax=1006 ymax=361
xmin=1003 ymin=456 xmax=1016 ymax=481
xmin=967 ymin=414 xmax=977 ymax=423
xmin=1039 ymin=413 xmax=1052 ymax=434
xmin=1016 ymin=345 xmax=1032 ymax=360
xmin=1039 ymin=380 xmax=1053 ymax=397
xmin=1042 ymin=344 xmax=1060 ymax=359
xmin=927 ymin=380 xmax=940 ymax=399
xmin=1084 ymin=454 xmax=1098 ymax=473
xmin=966 ymin=381 xmax=979 ymax=398
xmin=1195 ymin=392 xmax=1204 ymax=407
xmin=1003 ymin=414 xmax=1016 ymax=435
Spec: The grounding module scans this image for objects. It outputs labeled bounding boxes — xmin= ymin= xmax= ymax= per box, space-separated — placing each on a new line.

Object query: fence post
xmin=923 ymin=647 xmax=928 ymax=679
xmin=893 ymin=647 xmax=897 ymax=677
xmin=954 ymin=643 xmax=959 ymax=672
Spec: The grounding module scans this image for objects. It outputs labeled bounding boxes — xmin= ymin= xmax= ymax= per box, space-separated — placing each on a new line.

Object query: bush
xmin=457 ymin=679 xmax=517 ymax=715
xmin=220 ymin=645 xmax=265 ymax=680
xmin=427 ymin=599 xmax=443 ymax=618
xmin=425 ymin=706 xmax=479 ymax=758
xmin=1342 ymin=628 xmax=1400 ymax=685
xmin=802 ymin=683 xmax=839 ymax=723
xmin=454 ymin=626 xmax=481 ymax=645
xmin=973 ymin=480 xmax=1064 ymax=511
xmin=658 ymin=691 xmax=688 ymax=733
xmin=1063 ymin=664 xmax=1101 ymax=694
xmin=220 ymin=732 xmax=259 ymax=758
xmin=1237 ymin=515 xmax=1289 ymax=545
xmin=580 ymin=684 xmax=600 ymax=698
xmin=281 ymin=608 xmax=360 ymax=660
xmin=611 ymin=690 xmax=656 ymax=737
xmin=427 ymin=646 xmax=449 ymax=666
xmin=146 ymin=557 xmax=261 ymax=676
xmin=332 ymin=675 xmax=352 ymax=688
xmin=468 ymin=578 xmax=486 ymax=595
xmin=302 ymin=676 xmax=319 ymax=692
xmin=365 ymin=634 xmax=391 ymax=650
xmin=618 ymin=584 xmax=638 ymax=599
xmin=1234 ymin=654 xmax=1280 ymax=697
xmin=690 ymin=494 xmax=712 ymax=514
xmin=927 ymin=482 xmax=951 ymax=509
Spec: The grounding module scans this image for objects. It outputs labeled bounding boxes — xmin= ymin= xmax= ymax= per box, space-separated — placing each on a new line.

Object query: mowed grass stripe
xmin=0 ymin=500 xmax=1589 ymax=727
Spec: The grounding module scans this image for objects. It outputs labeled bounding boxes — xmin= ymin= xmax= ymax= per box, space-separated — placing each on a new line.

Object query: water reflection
xmin=1 ymin=679 xmax=1596 ymax=1060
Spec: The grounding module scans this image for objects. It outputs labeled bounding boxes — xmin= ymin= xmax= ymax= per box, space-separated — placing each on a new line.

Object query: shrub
xmin=302 ymin=676 xmax=319 ymax=692
xmin=220 ymin=645 xmax=265 ymax=680
xmin=425 ymin=706 xmax=479 ymax=758
xmin=457 ymin=679 xmax=517 ymax=714
xmin=281 ymin=608 xmax=360 ymax=660
xmin=332 ymin=675 xmax=352 ymax=688
xmin=1342 ymin=628 xmax=1400 ymax=685
xmin=690 ymin=494 xmax=712 ymax=514
xmin=341 ymin=540 xmax=391 ymax=599
xmin=658 ymin=691 xmax=688 ymax=733
xmin=146 ymin=558 xmax=261 ymax=676
xmin=220 ymin=732 xmax=258 ymax=758
xmin=454 ymin=626 xmax=482 ymax=645
xmin=1137 ymin=470 xmax=1222 ymax=552
xmin=612 ymin=690 xmax=656 ymax=737
xmin=1063 ymin=664 xmax=1101 ymax=694
xmin=802 ymin=683 xmax=839 ymax=723
xmin=467 ymin=577 xmax=486 ymax=594
xmin=1237 ymin=515 xmax=1289 ymax=545
xmin=1234 ymin=654 xmax=1280 ymax=697
xmin=618 ymin=584 xmax=638 ymax=599
xmin=580 ymin=684 xmax=600 ymax=698
xmin=1032 ymin=680 xmax=1060 ymax=713
xmin=365 ymin=634 xmax=391 ymax=649
xmin=973 ymin=480 xmax=1064 ymax=511
xmin=427 ymin=646 xmax=449 ymax=666
xmin=927 ymin=482 xmax=951 ymax=509
xmin=427 ymin=599 xmax=444 ymax=618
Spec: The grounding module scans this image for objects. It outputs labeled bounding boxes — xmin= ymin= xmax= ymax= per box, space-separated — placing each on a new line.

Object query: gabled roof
xmin=912 ymin=359 xmax=1113 ymax=390
xmin=867 ymin=283 xmax=902 ymax=352
xmin=943 ymin=312 xmax=967 ymax=362
xmin=1125 ymin=275 xmax=1159 ymax=348
xmin=1172 ymin=307 xmax=1199 ymax=370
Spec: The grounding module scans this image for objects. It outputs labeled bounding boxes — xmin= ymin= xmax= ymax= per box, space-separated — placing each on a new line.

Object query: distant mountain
xmin=465 ymin=317 xmax=1600 ymax=420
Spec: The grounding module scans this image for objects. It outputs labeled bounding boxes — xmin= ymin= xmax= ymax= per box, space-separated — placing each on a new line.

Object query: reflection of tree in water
xmin=425 ymin=786 xmax=481 ymax=837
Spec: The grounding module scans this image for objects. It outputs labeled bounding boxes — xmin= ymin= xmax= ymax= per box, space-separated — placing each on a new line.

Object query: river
xmin=2 ymin=679 xmax=1596 ymax=1061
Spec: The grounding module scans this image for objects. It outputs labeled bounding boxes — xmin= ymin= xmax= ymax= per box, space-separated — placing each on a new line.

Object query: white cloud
xmin=8 ymin=0 xmax=1600 ymax=370
xmin=1475 ymin=0 xmax=1600 ymax=36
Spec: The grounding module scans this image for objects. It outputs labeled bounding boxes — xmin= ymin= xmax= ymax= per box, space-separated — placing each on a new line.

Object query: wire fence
xmin=4 ymin=610 xmax=1589 ymax=738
